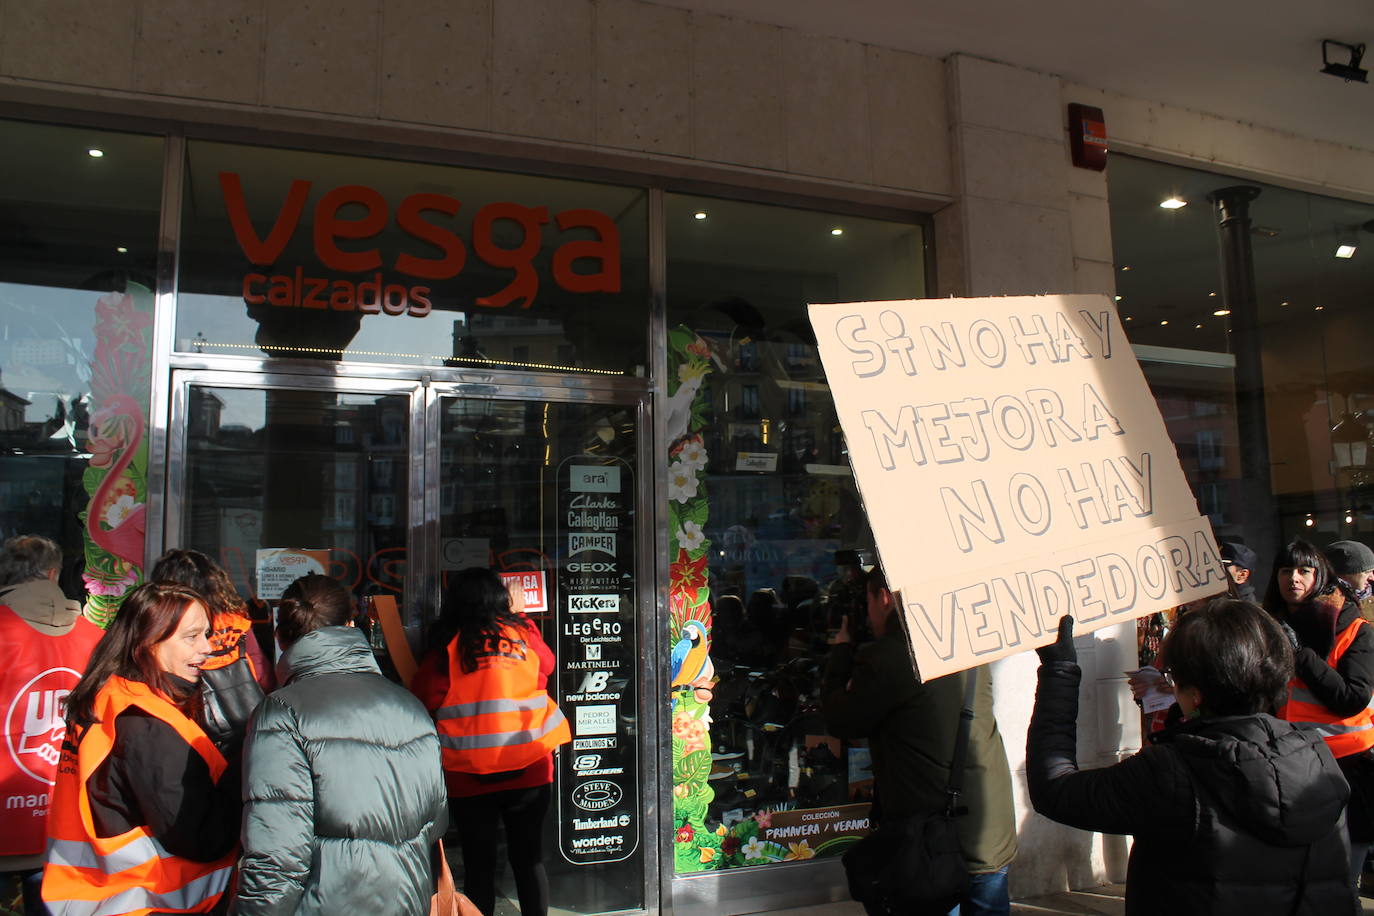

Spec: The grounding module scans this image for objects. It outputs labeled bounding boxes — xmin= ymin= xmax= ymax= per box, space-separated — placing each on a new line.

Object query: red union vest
xmin=1280 ymin=616 xmax=1374 ymax=758
xmin=42 ymin=677 xmax=236 ymax=916
xmin=434 ymin=624 xmax=570 ymax=774
xmin=0 ymin=606 xmax=102 ymax=857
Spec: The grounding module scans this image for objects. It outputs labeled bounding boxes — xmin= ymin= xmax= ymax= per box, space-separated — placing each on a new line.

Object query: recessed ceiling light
xmin=1315 ymin=305 xmax=1325 ymax=311
xmin=1120 ymin=265 xmax=1131 ymax=271
xmin=1213 ymin=309 xmax=1231 ymax=317
xmin=87 ymin=148 xmax=104 ymax=158
xmin=693 ymin=211 xmax=707 ymax=220
xmin=1281 ymin=301 xmax=1290 ymax=307
xmin=830 ymin=227 xmax=844 ymax=236
xmin=1124 ymin=316 xmax=1133 ymax=322
xmin=116 ymin=246 xmax=128 ymax=254
xmin=1159 ymin=320 xmax=1169 ymax=326
xmin=1159 ymin=197 xmax=1187 ymax=209
xmin=1335 ymin=244 xmax=1357 ymax=259
xmin=1113 ymin=295 xmax=1123 ymax=301
xmin=1194 ymin=324 xmax=1202 ymax=329
xmin=1207 ymin=292 xmax=1217 ymax=297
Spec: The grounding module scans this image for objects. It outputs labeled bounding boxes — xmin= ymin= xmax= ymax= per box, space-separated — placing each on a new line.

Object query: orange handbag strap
xmin=373 ymin=595 xmax=418 ymax=687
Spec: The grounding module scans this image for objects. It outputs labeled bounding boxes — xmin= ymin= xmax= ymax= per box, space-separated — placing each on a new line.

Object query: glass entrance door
xmin=429 ymin=390 xmax=646 ymax=914
xmin=169 ymin=372 xmax=422 ymax=628
xmin=167 ymin=371 xmax=651 ymax=914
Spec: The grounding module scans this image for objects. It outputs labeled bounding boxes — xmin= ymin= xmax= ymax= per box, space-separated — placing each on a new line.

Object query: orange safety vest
xmin=0 ymin=606 xmax=103 ymax=857
xmin=1279 ymin=616 xmax=1374 ymax=758
xmin=434 ymin=625 xmax=570 ymax=774
xmin=42 ymin=677 xmax=237 ymax=916
xmin=202 ymin=610 xmax=255 ymax=678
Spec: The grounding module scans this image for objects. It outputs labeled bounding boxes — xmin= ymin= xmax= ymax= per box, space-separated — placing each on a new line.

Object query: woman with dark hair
xmin=233 ymin=574 xmax=446 ymax=916
xmin=411 ymin=567 xmax=570 ymax=916
xmin=1262 ymin=537 xmax=1374 ymax=886
xmin=149 ymin=549 xmax=272 ymax=756
xmin=42 ymin=582 xmax=241 ymax=915
xmin=1028 ymin=600 xmax=1355 ymax=914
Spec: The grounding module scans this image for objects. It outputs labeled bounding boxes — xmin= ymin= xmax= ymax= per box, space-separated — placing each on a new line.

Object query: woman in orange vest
xmin=412 ymin=567 xmax=570 ymax=916
xmin=149 ymin=549 xmax=273 ymax=757
xmin=42 ymin=582 xmax=241 ymax=916
xmin=1264 ymin=537 xmax=1374 ymax=890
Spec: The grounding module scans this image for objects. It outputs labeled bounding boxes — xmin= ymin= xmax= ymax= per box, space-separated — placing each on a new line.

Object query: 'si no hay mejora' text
xmin=828 ymin=303 xmax=1224 ymax=665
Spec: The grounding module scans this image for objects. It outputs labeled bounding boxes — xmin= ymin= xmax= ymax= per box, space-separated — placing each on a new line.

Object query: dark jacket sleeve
xmin=1293 ymin=620 xmax=1374 ymax=718
xmin=820 ymin=641 xmax=908 ymax=739
xmin=92 ymin=710 xmax=241 ymax=861
xmin=1027 ymin=661 xmax=1195 ymax=837
xmin=234 ymin=695 xmax=314 ymax=916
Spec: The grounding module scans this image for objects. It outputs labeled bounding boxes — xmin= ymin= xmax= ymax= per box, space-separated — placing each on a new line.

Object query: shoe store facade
xmin=1 ymin=2 xmax=1372 ymax=913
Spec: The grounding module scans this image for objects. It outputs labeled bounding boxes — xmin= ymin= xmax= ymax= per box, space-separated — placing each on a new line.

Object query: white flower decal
xmin=677 ymin=437 xmax=708 ymax=471
xmin=668 ymin=462 xmax=699 ymax=503
xmin=104 ymin=494 xmax=140 ymax=529
xmin=742 ymin=836 xmax=768 ymax=860
xmin=678 ymin=520 xmax=705 ymax=551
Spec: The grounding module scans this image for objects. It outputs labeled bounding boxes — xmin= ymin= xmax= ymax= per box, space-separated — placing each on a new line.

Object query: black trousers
xmin=450 ymin=784 xmax=551 ymax=916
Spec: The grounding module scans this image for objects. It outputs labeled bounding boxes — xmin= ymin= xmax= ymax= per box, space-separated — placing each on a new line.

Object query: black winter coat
xmin=1028 ymin=661 xmax=1355 ymax=916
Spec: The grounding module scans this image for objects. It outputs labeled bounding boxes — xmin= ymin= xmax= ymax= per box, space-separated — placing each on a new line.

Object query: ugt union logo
xmin=6 ymin=668 xmax=81 ymax=784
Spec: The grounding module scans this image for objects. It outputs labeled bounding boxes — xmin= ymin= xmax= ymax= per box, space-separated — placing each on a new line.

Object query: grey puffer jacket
xmin=232 ymin=627 xmax=447 ymax=916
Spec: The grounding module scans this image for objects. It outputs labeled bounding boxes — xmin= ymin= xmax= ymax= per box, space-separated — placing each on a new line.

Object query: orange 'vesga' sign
xmin=220 ymin=172 xmax=622 ymax=316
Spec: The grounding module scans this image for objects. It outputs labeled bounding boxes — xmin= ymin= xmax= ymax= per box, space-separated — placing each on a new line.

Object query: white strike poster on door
xmin=808 ymin=295 xmax=1224 ymax=680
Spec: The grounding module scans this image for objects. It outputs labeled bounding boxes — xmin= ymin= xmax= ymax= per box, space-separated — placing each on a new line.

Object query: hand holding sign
xmin=809 ymin=295 xmax=1223 ymax=680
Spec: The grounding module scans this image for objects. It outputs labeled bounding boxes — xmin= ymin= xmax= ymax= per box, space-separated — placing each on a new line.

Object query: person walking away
xmin=411 ymin=567 xmax=570 ymax=916
xmin=0 ymin=536 xmax=103 ymax=916
xmin=1323 ymin=540 xmax=1374 ymax=622
xmin=1029 ymin=601 xmax=1355 ymax=914
xmin=233 ymin=574 xmax=446 ymax=916
xmin=149 ymin=549 xmax=272 ymax=757
xmin=1263 ymin=538 xmax=1374 ymax=892
xmin=42 ymin=582 xmax=241 ymax=916
xmin=820 ymin=568 xmax=1017 ymax=915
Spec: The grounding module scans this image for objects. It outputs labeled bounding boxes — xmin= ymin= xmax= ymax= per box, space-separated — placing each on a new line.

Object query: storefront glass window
xmin=178 ymin=141 xmax=649 ymax=376
xmin=663 ymin=193 xmax=925 ymax=872
xmin=1110 ymin=154 xmax=1374 ymax=575
xmin=0 ymin=119 xmax=164 ymax=621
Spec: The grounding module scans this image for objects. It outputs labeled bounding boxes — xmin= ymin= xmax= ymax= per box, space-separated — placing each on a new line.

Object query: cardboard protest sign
xmin=809 ymin=295 xmax=1224 ymax=680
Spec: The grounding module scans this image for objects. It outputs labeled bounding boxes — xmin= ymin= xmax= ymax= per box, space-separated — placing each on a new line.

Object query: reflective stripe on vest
xmin=46 ymin=865 xmax=233 ymax=916
xmin=42 ymin=677 xmax=237 ymax=916
xmin=433 ymin=623 xmax=570 ymax=774
xmin=1279 ymin=616 xmax=1374 ymax=758
xmin=438 ymin=706 xmax=569 ymax=750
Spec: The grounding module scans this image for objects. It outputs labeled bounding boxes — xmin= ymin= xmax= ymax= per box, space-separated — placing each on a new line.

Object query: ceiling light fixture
xmin=1120 ymin=265 xmax=1131 ymax=271
xmin=830 ymin=227 xmax=844 ymax=236
xmin=1305 ymin=514 xmax=1316 ymax=528
xmin=1159 ymin=197 xmax=1187 ymax=210
xmin=116 ymin=246 xmax=128 ymax=254
xmin=87 ymin=148 xmax=104 ymax=158
xmin=1213 ymin=309 xmax=1231 ymax=316
xmin=1113 ymin=295 xmax=1123 ymax=301
xmin=1207 ymin=291 xmax=1217 ymax=297
xmin=1159 ymin=320 xmax=1169 ymax=326
xmin=1321 ymin=39 xmax=1368 ymax=83
xmin=693 ymin=211 xmax=707 ymax=220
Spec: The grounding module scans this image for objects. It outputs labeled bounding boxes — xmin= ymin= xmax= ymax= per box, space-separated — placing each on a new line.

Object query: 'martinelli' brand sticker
xmin=569 ymin=466 xmax=621 ymax=493
xmin=569 ymin=533 xmax=616 ymax=557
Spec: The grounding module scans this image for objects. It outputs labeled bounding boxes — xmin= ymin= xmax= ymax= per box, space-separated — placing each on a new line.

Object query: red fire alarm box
xmin=1067 ymin=103 xmax=1107 ymax=171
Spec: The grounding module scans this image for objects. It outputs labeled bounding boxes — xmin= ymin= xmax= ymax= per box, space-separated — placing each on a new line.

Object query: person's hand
xmin=829 ymin=615 xmax=851 ymax=645
xmin=1278 ymin=621 xmax=1301 ymax=651
xmin=1036 ymin=615 xmax=1076 ymax=665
